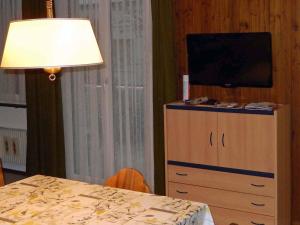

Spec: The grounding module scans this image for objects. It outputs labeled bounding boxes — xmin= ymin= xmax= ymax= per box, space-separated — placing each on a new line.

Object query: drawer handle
xmin=251 ymin=184 xmax=265 ymax=188
xmin=229 ymin=220 xmax=265 ymax=225
xmin=176 ymin=190 xmax=188 ymax=194
xmin=251 ymin=222 xmax=265 ymax=225
xmin=251 ymin=202 xmax=265 ymax=207
xmin=176 ymin=172 xmax=188 ymax=176
xmin=210 ymin=132 xmax=213 ymax=146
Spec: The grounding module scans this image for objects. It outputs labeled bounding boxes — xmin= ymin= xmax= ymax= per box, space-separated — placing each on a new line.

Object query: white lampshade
xmin=0 ymin=18 xmax=103 ymax=69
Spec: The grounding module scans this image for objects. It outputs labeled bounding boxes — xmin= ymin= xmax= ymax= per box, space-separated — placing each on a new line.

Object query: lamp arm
xmin=45 ymin=0 xmax=57 ymax=81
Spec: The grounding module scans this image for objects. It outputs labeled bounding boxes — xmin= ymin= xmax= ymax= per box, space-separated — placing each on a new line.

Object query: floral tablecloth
xmin=0 ymin=175 xmax=214 ymax=225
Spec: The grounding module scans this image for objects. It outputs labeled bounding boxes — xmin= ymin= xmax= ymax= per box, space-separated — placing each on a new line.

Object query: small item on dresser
xmin=226 ymin=103 xmax=239 ymax=108
xmin=189 ymin=97 xmax=209 ymax=105
xmin=203 ymin=98 xmax=219 ymax=105
xmin=182 ymin=75 xmax=190 ymax=101
xmin=245 ymin=102 xmax=276 ymax=111
xmin=216 ymin=102 xmax=240 ymax=108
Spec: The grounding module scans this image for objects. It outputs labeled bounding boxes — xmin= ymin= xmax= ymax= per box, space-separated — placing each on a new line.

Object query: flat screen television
xmin=187 ymin=32 xmax=272 ymax=87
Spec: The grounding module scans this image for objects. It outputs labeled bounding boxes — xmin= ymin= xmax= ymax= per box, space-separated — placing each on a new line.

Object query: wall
xmin=173 ymin=0 xmax=299 ymax=223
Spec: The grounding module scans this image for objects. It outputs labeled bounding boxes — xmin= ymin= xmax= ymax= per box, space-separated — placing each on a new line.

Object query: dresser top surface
xmin=165 ymin=102 xmax=289 ymax=115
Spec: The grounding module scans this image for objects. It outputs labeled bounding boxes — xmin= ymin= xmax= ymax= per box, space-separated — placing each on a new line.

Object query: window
xmin=0 ymin=0 xmax=26 ymax=105
xmin=56 ymin=0 xmax=153 ymax=188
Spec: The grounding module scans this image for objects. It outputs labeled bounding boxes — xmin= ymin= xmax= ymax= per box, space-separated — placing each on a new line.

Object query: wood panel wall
xmin=173 ymin=0 xmax=300 ymax=223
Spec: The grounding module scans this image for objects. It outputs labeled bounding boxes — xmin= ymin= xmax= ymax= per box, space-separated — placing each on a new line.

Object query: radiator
xmin=0 ymin=128 xmax=26 ymax=171
xmin=0 ymin=106 xmax=27 ymax=172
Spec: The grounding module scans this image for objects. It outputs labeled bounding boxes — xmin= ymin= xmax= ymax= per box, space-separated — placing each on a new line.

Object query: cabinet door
xmin=166 ymin=109 xmax=190 ymax=162
xmin=218 ymin=113 xmax=275 ymax=173
xmin=166 ymin=109 xmax=218 ymax=164
xmin=189 ymin=111 xmax=218 ymax=165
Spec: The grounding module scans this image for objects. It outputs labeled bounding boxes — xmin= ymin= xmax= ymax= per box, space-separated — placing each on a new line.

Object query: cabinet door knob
xmin=210 ymin=132 xmax=213 ymax=146
xmin=251 ymin=184 xmax=265 ymax=188
xmin=222 ymin=133 xmax=225 ymax=147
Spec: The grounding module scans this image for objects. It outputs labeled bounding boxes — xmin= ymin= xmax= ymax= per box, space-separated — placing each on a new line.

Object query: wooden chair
xmin=104 ymin=168 xmax=151 ymax=193
xmin=0 ymin=158 xmax=4 ymax=187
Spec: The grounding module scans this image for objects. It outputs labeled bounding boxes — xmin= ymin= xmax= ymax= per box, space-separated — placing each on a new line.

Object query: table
xmin=0 ymin=175 xmax=215 ymax=224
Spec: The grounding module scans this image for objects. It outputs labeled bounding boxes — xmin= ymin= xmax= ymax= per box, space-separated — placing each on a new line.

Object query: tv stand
xmin=164 ymin=102 xmax=291 ymax=225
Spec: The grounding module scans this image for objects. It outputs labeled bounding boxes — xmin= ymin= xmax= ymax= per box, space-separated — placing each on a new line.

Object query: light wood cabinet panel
xmin=168 ymin=165 xmax=275 ymax=197
xmin=168 ymin=182 xmax=275 ymax=216
xmin=210 ymin=206 xmax=274 ymax=225
xmin=166 ymin=109 xmax=218 ymax=165
xmin=189 ymin=111 xmax=218 ymax=165
xmin=166 ymin=109 xmax=190 ymax=162
xmin=218 ymin=113 xmax=275 ymax=173
xmin=164 ymin=104 xmax=291 ymax=225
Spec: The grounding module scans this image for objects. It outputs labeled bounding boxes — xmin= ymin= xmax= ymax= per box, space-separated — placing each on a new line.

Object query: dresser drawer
xmin=167 ymin=165 xmax=275 ymax=197
xmin=168 ymin=182 xmax=275 ymax=216
xmin=210 ymin=206 xmax=274 ymax=225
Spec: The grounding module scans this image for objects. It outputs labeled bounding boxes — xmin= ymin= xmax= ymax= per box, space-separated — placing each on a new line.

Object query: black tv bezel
xmin=187 ymin=32 xmax=273 ymax=88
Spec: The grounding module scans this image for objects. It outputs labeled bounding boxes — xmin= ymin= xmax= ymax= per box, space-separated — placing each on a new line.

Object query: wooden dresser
xmin=164 ymin=102 xmax=291 ymax=225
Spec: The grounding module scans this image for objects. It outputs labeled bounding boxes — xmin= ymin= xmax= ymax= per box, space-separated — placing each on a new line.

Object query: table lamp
xmin=0 ymin=1 xmax=103 ymax=81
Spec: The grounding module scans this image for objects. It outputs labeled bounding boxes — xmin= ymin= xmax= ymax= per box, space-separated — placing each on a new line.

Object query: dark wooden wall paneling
xmin=173 ymin=0 xmax=299 ymax=223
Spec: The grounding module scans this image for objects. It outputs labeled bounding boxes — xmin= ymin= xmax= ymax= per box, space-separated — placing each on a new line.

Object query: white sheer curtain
xmin=0 ymin=0 xmax=26 ymax=104
xmin=55 ymin=0 xmax=154 ymax=188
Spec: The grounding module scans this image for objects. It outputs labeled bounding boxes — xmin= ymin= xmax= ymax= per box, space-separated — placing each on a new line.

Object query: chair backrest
xmin=0 ymin=159 xmax=4 ymax=187
xmin=104 ymin=168 xmax=151 ymax=193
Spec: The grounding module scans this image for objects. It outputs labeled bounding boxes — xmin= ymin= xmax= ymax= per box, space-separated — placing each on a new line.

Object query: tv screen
xmin=187 ymin=32 xmax=272 ymax=87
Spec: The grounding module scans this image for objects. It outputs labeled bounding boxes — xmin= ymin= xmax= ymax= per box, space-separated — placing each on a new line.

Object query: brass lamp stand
xmin=44 ymin=0 xmax=61 ymax=81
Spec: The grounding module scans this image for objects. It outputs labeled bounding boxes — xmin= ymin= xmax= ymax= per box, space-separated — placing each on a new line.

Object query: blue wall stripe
xmin=168 ymin=160 xmax=274 ymax=178
xmin=166 ymin=104 xmax=274 ymax=115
